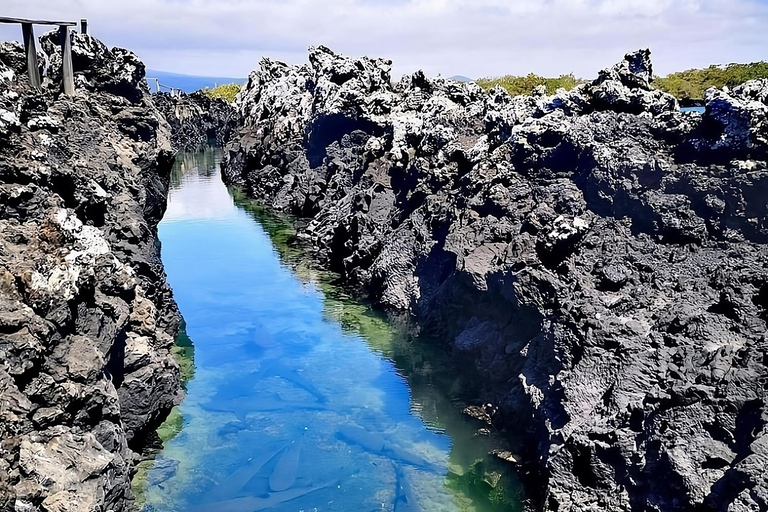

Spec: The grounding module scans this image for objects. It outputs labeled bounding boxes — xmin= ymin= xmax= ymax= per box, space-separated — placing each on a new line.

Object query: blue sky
xmin=1 ymin=0 xmax=766 ymax=79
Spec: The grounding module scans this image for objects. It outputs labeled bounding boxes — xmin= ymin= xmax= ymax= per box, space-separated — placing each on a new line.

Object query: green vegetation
xmin=202 ymin=83 xmax=242 ymax=102
xmin=476 ymin=73 xmax=584 ymax=96
xmin=476 ymin=62 xmax=768 ymax=103
xmin=654 ymin=62 xmax=768 ymax=103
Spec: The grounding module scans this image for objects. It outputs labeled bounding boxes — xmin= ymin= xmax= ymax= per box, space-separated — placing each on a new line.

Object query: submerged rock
xmin=224 ymin=47 xmax=768 ymax=511
xmin=0 ymin=33 xmax=182 ymax=511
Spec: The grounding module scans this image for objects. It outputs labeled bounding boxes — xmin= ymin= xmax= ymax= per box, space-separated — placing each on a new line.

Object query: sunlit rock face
xmin=224 ymin=46 xmax=768 ymax=511
xmin=0 ymin=34 xmax=182 ymax=511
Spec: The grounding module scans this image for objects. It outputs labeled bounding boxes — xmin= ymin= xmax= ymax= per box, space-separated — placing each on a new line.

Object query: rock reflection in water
xmin=138 ymin=149 xmax=522 ymax=511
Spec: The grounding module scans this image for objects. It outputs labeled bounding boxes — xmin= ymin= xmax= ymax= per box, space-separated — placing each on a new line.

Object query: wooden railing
xmin=0 ymin=16 xmax=89 ymax=95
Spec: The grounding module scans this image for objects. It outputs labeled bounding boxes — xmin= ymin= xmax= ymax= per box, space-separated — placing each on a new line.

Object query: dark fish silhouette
xmin=249 ymin=322 xmax=280 ymax=350
xmin=202 ymin=393 xmax=328 ymax=421
xmin=269 ymin=438 xmax=302 ymax=492
xmin=186 ymin=480 xmax=336 ymax=512
xmin=204 ymin=446 xmax=283 ymax=503
xmin=252 ymin=359 xmax=327 ymax=403
xmin=217 ymin=420 xmax=250 ymax=437
xmin=394 ymin=464 xmax=420 ymax=512
xmin=336 ymin=425 xmax=442 ymax=473
xmin=246 ymin=323 xmax=312 ymax=358
xmin=336 ymin=425 xmax=386 ymax=453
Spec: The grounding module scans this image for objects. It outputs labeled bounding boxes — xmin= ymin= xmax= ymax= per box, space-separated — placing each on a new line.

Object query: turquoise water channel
xmin=136 ymin=149 xmax=522 ymax=512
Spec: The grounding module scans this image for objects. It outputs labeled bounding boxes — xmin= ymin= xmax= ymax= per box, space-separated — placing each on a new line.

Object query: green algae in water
xmin=230 ymin=185 xmax=403 ymax=354
xmin=131 ymin=460 xmax=153 ymax=510
xmin=172 ymin=318 xmax=195 ymax=390
xmin=130 ymin=407 xmax=187 ymax=512
xmin=447 ymin=459 xmax=524 ymax=512
xmin=229 ymin=185 xmax=304 ymax=263
xmin=156 ymin=407 xmax=185 ymax=443
xmin=131 ymin=320 xmax=196 ymax=510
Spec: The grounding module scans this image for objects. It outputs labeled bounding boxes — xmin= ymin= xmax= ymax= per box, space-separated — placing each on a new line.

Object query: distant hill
xmin=145 ymin=69 xmax=247 ymax=94
xmin=448 ymin=75 xmax=474 ymax=82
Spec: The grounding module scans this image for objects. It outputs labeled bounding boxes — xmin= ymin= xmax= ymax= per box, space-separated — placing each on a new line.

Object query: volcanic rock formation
xmin=223 ymin=46 xmax=768 ymax=511
xmin=152 ymin=91 xmax=238 ymax=152
xmin=1 ymin=33 xmax=182 ymax=511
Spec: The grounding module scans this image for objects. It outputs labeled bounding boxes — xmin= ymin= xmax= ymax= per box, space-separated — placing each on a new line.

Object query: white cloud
xmin=1 ymin=0 xmax=766 ymax=79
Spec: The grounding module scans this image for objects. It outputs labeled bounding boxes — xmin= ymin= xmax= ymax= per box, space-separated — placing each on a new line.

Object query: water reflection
xmin=137 ymin=148 xmax=522 ymax=511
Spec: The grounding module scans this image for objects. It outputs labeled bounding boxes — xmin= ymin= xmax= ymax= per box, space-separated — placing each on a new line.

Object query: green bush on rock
xmin=475 ymin=62 xmax=768 ymax=104
xmin=202 ymin=83 xmax=242 ymax=102
xmin=476 ymin=73 xmax=584 ymax=96
xmin=654 ymin=62 xmax=768 ymax=103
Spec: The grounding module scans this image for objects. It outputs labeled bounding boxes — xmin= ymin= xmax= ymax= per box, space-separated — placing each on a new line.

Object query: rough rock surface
xmin=1 ymin=34 xmax=182 ymax=511
xmin=224 ymin=46 xmax=768 ymax=511
xmin=152 ymin=91 xmax=238 ymax=152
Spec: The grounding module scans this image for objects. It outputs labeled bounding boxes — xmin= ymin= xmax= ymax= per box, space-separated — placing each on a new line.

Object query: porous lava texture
xmin=223 ymin=46 xmax=768 ymax=511
xmin=1 ymin=33 xmax=182 ymax=511
xmin=152 ymin=91 xmax=238 ymax=152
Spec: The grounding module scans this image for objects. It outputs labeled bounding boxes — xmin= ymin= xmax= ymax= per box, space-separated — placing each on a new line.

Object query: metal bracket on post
xmin=21 ymin=23 xmax=41 ymax=90
xmin=80 ymin=19 xmax=88 ymax=35
xmin=58 ymin=25 xmax=74 ymax=96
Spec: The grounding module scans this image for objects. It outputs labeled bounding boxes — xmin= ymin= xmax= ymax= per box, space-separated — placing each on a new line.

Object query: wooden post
xmin=59 ymin=25 xmax=74 ymax=96
xmin=21 ymin=23 xmax=41 ymax=90
xmin=80 ymin=19 xmax=88 ymax=35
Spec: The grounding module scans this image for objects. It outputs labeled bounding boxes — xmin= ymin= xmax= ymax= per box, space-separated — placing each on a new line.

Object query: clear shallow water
xmin=137 ymin=149 xmax=522 ymax=512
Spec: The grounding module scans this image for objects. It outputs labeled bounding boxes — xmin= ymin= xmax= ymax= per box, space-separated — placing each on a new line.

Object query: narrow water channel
xmin=135 ymin=148 xmax=522 ymax=512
